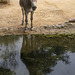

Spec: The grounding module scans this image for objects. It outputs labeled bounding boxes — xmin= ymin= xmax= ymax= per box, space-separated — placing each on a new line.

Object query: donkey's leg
xmin=21 ymin=7 xmax=24 ymax=25
xmin=30 ymin=11 xmax=34 ymax=30
xmin=25 ymin=12 xmax=28 ymax=30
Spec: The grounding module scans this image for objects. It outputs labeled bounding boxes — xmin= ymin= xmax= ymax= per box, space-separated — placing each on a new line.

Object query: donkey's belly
xmin=26 ymin=8 xmax=33 ymax=13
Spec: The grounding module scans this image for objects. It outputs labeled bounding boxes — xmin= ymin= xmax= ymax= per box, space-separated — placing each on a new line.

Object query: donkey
xmin=19 ymin=0 xmax=37 ymax=31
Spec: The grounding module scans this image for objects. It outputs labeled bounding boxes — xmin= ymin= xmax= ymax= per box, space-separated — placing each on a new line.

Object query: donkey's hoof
xmin=30 ymin=27 xmax=34 ymax=31
xmin=21 ymin=22 xmax=24 ymax=25
xmin=24 ymin=29 xmax=27 ymax=33
xmin=25 ymin=27 xmax=28 ymax=30
xmin=24 ymin=28 xmax=28 ymax=32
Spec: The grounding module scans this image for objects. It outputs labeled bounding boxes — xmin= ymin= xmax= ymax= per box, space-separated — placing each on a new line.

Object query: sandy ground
xmin=0 ymin=0 xmax=75 ymax=35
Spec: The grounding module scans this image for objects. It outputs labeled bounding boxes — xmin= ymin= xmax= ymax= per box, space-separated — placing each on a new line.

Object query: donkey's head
xmin=30 ymin=0 xmax=37 ymax=11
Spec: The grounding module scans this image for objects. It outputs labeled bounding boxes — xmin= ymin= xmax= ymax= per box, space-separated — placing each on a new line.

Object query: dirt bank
xmin=0 ymin=0 xmax=75 ymax=36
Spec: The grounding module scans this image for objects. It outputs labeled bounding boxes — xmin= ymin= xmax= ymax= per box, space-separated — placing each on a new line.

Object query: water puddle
xmin=0 ymin=35 xmax=75 ymax=75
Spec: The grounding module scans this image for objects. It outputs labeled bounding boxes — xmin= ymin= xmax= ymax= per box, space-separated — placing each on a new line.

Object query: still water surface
xmin=0 ymin=35 xmax=75 ymax=75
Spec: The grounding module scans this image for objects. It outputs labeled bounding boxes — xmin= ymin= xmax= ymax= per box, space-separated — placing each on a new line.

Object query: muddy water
xmin=0 ymin=35 xmax=75 ymax=75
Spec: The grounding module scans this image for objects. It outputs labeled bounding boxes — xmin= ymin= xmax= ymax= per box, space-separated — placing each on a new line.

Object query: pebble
xmin=61 ymin=25 xmax=65 ymax=28
xmin=69 ymin=18 xmax=75 ymax=22
xmin=56 ymin=24 xmax=61 ymax=28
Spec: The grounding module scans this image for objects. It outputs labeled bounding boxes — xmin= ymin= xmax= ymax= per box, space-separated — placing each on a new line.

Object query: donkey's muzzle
xmin=32 ymin=6 xmax=37 ymax=11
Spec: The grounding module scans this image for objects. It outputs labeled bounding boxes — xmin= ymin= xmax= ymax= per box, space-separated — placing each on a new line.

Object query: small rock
xmin=3 ymin=27 xmax=8 ymax=31
xmin=56 ymin=24 xmax=61 ymax=28
xmin=61 ymin=25 xmax=65 ymax=28
xmin=34 ymin=30 xmax=37 ymax=32
xmin=44 ymin=25 xmax=48 ymax=29
xmin=51 ymin=25 xmax=56 ymax=29
xmin=10 ymin=28 xmax=14 ymax=31
xmin=21 ymin=26 xmax=24 ymax=29
xmin=69 ymin=18 xmax=75 ymax=22
xmin=64 ymin=21 xmax=69 ymax=23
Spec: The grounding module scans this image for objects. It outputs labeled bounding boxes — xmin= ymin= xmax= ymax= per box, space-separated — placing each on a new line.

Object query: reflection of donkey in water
xmin=19 ymin=0 xmax=37 ymax=31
